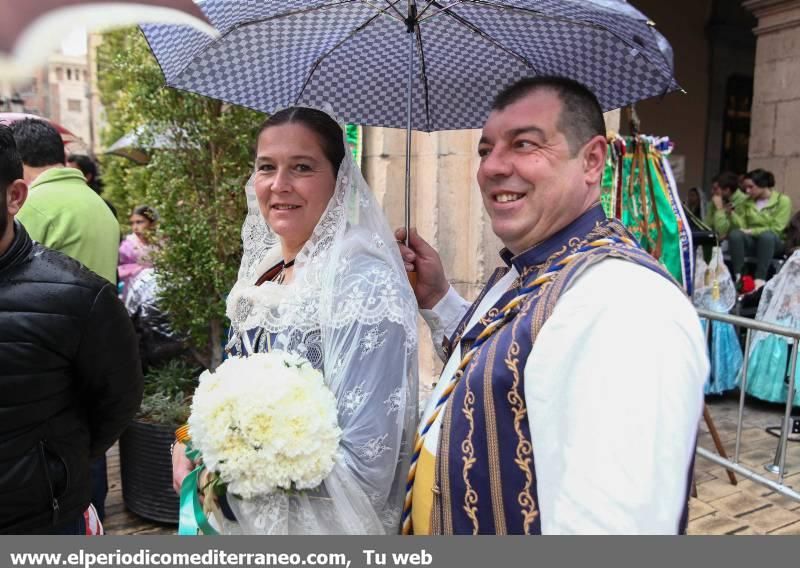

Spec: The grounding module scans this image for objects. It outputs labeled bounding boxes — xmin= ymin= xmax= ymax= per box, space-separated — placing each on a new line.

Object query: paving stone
xmin=688 ymin=512 xmax=749 ymax=536
xmin=710 ymin=491 xmax=771 ymax=517
xmin=693 ymin=469 xmax=715 ymax=484
xmin=697 ymin=478 xmax=744 ymax=502
xmin=738 ymin=447 xmax=779 ymax=468
xmin=735 ymin=503 xmax=800 ymax=533
xmin=767 ymin=520 xmax=800 ymax=535
xmin=688 ymin=498 xmax=715 ymax=521
xmin=703 ymin=465 xmax=740 ymax=483
xmin=763 ymin=490 xmax=800 ymax=511
xmin=725 ymin=525 xmax=765 ymax=535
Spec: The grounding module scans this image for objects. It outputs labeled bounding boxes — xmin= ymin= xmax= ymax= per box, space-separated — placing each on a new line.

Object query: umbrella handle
xmin=406 ymin=269 xmax=417 ymax=290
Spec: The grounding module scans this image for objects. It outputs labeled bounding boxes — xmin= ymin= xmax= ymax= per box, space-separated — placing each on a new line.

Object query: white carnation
xmin=188 ymin=351 xmax=341 ymax=499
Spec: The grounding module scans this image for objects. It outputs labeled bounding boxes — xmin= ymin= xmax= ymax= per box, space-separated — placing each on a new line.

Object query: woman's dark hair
xmin=744 ymin=168 xmax=775 ymax=189
xmin=67 ymin=153 xmax=104 ymax=194
xmin=132 ymin=205 xmax=159 ymax=223
xmin=785 ymin=211 xmax=800 ymax=252
xmin=257 ymin=108 xmax=345 ymax=174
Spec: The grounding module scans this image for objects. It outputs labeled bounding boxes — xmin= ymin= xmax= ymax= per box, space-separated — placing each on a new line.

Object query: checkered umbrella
xmin=141 ymin=0 xmax=679 ymax=232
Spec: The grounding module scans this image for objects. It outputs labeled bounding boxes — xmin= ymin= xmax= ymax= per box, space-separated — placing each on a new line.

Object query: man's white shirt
xmin=419 ymin=258 xmax=708 ymax=534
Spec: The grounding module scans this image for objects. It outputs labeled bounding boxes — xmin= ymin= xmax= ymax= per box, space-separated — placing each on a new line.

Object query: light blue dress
xmin=702 ymin=319 xmax=743 ymax=395
xmin=744 ymin=318 xmax=800 ymax=406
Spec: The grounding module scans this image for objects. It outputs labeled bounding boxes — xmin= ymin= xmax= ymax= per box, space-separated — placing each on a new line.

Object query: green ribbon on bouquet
xmin=178 ymin=443 xmax=219 ymax=536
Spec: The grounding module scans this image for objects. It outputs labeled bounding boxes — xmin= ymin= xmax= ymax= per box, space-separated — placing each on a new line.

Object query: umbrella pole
xmin=404 ymin=23 xmax=414 ymax=248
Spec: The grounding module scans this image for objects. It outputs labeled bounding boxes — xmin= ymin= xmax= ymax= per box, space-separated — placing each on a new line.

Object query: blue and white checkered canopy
xmin=142 ymin=0 xmax=679 ymax=132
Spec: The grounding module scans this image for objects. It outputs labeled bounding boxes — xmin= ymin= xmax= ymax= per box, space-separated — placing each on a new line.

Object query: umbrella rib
xmin=425 ymin=2 xmax=538 ymax=72
xmin=457 ymin=0 xmax=614 ymax=32
xmin=359 ymin=0 xmax=406 ymax=22
xmin=459 ymin=0 xmax=672 ymax=80
xmin=417 ymin=0 xmax=465 ymax=22
xmin=415 ymin=23 xmax=433 ymax=131
xmin=296 ymin=11 xmax=385 ymax=104
xmin=379 ymin=0 xmax=407 ymax=21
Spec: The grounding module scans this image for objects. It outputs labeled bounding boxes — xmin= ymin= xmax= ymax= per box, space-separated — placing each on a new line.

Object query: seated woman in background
xmin=685 ymin=187 xmax=706 ymax=219
xmin=119 ymin=205 xmax=158 ymax=302
xmin=727 ymin=169 xmax=792 ymax=289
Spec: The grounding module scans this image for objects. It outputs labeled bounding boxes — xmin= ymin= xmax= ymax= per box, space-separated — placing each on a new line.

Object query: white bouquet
xmin=188 ymin=351 xmax=342 ymax=499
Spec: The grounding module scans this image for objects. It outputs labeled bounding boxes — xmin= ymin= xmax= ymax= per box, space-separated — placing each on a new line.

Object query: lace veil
xmin=751 ymin=250 xmax=800 ymax=350
xmin=224 ymin=106 xmax=419 ymax=534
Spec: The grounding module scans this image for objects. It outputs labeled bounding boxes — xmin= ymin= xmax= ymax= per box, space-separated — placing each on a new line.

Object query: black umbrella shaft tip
xmin=405 ymin=0 xmax=417 ymax=33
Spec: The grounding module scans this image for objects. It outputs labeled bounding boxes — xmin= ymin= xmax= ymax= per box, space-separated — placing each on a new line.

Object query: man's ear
xmin=582 ymin=134 xmax=608 ymax=186
xmin=7 ymin=179 xmax=28 ymax=217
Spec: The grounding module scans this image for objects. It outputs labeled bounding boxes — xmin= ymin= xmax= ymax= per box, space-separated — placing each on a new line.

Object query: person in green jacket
xmin=11 ymin=118 xmax=119 ymax=284
xmin=727 ymin=168 xmax=793 ymax=288
xmin=705 ymin=170 xmax=748 ymax=238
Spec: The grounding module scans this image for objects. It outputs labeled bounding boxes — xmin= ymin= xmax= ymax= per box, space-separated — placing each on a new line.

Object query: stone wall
xmin=745 ymin=0 xmax=800 ymax=208
xmin=362 ymin=127 xmax=504 ymax=386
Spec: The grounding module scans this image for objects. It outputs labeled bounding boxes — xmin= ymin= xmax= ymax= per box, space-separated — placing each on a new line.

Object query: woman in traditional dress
xmin=171 ymin=107 xmax=418 ymax=534
xmin=743 ymin=251 xmax=800 ymax=406
xmin=118 ymin=204 xmax=157 ymax=301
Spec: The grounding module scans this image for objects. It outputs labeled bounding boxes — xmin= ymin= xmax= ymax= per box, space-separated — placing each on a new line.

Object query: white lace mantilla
xmin=222 ymin=106 xmax=418 ymax=535
xmin=227 ymin=152 xmax=417 ymax=352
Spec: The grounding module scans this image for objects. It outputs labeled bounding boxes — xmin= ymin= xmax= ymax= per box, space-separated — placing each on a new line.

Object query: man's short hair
xmin=10 ymin=118 xmax=65 ymax=167
xmin=0 ymin=125 xmax=24 ymax=196
xmin=491 ymin=76 xmax=606 ymax=156
xmin=714 ymin=171 xmax=739 ymax=192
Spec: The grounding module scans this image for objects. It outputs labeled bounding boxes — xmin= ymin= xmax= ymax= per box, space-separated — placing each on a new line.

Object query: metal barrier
xmin=696 ymin=308 xmax=800 ymax=503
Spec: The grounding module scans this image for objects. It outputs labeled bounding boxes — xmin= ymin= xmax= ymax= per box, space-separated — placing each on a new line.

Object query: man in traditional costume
xmin=397 ymin=77 xmax=708 ymax=535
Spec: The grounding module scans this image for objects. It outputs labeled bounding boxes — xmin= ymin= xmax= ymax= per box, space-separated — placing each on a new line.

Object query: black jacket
xmin=0 ymin=222 xmax=143 ymax=533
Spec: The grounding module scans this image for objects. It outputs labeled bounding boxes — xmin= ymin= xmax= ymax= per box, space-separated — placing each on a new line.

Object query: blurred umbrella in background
xmin=0 ymin=0 xmax=216 ymax=80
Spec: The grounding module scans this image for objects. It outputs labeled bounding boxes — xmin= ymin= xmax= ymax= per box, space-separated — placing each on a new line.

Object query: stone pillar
xmin=362 ymin=127 xmax=503 ymax=388
xmin=363 ymin=108 xmax=625 ymax=387
xmin=744 ymin=0 xmax=800 ymax=208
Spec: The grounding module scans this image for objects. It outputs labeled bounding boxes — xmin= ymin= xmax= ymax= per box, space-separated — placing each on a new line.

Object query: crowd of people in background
xmin=687 ymin=168 xmax=798 ymax=294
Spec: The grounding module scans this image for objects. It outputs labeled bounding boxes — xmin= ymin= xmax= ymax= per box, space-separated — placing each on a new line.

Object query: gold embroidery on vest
xmin=479 ymin=306 xmax=501 ymax=327
xmin=482 ymin=335 xmax=506 ymax=534
xmin=505 ymin=283 xmax=546 ymax=534
xmin=460 ymin=358 xmax=480 ymax=534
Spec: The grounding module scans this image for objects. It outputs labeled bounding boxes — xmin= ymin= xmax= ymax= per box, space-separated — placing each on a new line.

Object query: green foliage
xmin=138 ymin=359 xmax=198 ymax=425
xmin=97 ymin=28 xmax=265 ymax=367
xmin=138 ymin=391 xmax=192 ymax=426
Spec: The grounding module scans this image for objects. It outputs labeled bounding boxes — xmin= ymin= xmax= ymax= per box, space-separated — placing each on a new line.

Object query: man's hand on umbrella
xmin=395 ymin=228 xmax=449 ymax=309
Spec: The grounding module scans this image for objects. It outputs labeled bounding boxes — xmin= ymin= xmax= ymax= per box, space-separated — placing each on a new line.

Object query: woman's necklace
xmin=254 ymin=258 xmax=297 ymax=286
xmin=274 ymin=258 xmax=295 ymax=285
